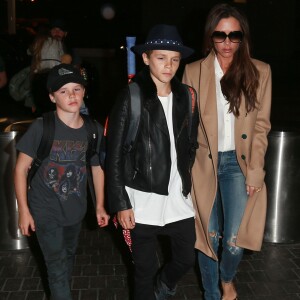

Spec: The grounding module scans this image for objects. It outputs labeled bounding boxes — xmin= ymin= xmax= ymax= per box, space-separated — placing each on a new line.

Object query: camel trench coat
xmin=182 ymin=52 xmax=272 ymax=260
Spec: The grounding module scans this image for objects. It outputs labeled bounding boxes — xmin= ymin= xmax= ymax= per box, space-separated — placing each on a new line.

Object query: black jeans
xmin=35 ymin=221 xmax=81 ymax=300
xmin=130 ymin=217 xmax=196 ymax=300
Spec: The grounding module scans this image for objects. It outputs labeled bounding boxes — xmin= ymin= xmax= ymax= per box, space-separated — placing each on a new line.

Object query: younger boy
xmin=106 ymin=24 xmax=199 ymax=299
xmin=14 ymin=63 xmax=110 ymax=300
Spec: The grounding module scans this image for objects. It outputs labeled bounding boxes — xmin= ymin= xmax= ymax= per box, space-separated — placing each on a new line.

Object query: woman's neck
xmin=216 ymin=55 xmax=232 ymax=74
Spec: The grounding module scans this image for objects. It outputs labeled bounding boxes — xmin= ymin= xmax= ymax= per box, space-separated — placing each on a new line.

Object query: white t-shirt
xmin=32 ymin=38 xmax=65 ymax=72
xmin=125 ymin=92 xmax=195 ymax=226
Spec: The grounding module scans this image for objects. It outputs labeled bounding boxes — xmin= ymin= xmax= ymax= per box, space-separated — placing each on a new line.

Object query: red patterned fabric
xmin=112 ymin=215 xmax=132 ymax=252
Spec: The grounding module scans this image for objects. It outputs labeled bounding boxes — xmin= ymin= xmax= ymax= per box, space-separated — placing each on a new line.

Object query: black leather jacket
xmin=106 ymin=67 xmax=199 ymax=214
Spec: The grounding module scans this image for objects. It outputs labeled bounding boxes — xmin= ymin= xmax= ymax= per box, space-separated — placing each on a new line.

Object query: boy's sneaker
xmin=154 ymin=276 xmax=177 ymax=300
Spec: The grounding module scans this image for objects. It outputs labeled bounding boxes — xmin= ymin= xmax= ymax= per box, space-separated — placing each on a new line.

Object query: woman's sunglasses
xmin=211 ymin=31 xmax=243 ymax=43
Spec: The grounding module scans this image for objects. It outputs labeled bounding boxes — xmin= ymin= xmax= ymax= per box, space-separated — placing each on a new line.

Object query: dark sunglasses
xmin=211 ymin=31 xmax=243 ymax=43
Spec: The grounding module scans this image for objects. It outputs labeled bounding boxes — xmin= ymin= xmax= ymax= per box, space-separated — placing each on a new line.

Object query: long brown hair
xmin=29 ymin=26 xmax=50 ymax=73
xmin=203 ymin=3 xmax=259 ymax=117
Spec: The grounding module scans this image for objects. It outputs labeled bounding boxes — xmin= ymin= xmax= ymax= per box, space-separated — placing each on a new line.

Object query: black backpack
xmin=105 ymin=82 xmax=196 ymax=153
xmin=27 ymin=111 xmax=100 ymax=207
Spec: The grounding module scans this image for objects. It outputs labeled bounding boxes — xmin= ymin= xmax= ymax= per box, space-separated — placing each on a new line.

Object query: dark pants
xmin=35 ymin=221 xmax=81 ymax=300
xmin=131 ymin=217 xmax=196 ymax=300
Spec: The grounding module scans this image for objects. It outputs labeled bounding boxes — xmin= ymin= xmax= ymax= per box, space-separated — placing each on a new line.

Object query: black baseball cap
xmin=47 ymin=64 xmax=86 ymax=93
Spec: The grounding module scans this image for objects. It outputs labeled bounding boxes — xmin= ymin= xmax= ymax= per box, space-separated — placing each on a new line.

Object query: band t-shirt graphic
xmin=44 ymin=140 xmax=86 ymax=202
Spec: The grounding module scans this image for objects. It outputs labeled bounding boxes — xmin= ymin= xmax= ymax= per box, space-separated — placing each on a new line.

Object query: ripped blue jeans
xmin=198 ymin=151 xmax=247 ymax=300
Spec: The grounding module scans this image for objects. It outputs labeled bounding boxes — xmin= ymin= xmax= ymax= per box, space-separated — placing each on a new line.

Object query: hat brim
xmin=48 ymin=75 xmax=86 ymax=93
xmin=131 ymin=44 xmax=194 ymax=58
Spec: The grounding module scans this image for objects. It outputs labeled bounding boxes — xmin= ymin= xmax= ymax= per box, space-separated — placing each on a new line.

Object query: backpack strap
xmin=81 ymin=113 xmax=98 ymax=165
xmin=99 ymin=116 xmax=109 ymax=168
xmin=81 ymin=113 xmax=99 ymax=209
xmin=27 ymin=111 xmax=55 ymax=189
xmin=103 ymin=82 xmax=141 ymax=155
xmin=123 ymin=82 xmax=141 ymax=152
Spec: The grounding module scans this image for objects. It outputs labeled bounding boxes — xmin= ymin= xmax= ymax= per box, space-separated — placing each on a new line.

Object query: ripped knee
xmin=209 ymin=231 xmax=217 ymax=238
xmin=208 ymin=231 xmax=220 ymax=246
xmin=226 ymin=235 xmax=242 ymax=255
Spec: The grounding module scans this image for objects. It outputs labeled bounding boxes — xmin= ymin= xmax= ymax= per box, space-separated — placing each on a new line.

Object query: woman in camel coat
xmin=182 ymin=4 xmax=271 ymax=300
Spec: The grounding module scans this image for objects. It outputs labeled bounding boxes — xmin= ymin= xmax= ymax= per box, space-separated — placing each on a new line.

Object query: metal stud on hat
xmin=131 ymin=24 xmax=194 ymax=58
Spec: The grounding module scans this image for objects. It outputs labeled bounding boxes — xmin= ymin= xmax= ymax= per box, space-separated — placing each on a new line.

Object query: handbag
xmin=9 ymin=67 xmax=32 ymax=102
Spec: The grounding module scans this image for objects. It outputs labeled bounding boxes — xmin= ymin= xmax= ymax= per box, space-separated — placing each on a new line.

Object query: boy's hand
xmin=96 ymin=207 xmax=110 ymax=227
xmin=117 ymin=209 xmax=135 ymax=230
xmin=18 ymin=211 xmax=35 ymax=236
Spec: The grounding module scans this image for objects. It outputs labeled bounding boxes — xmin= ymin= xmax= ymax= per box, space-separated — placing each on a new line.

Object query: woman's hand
xmin=247 ymin=185 xmax=262 ymax=197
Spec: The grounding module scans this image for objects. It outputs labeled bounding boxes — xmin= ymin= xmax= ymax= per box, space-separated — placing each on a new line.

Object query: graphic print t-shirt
xmin=16 ymin=114 xmax=102 ymax=226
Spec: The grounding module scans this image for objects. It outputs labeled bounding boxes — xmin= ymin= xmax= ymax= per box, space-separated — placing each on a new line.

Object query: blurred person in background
xmin=49 ymin=18 xmax=81 ymax=67
xmin=28 ymin=23 xmax=71 ymax=116
xmin=49 ymin=18 xmax=68 ymax=42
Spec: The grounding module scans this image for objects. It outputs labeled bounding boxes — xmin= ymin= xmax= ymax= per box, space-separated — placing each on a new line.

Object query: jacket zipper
xmin=148 ymin=114 xmax=152 ymax=189
xmin=175 ymin=134 xmax=188 ymax=198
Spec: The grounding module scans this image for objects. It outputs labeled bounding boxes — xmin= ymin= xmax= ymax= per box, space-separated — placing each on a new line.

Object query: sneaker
xmin=154 ymin=276 xmax=177 ymax=300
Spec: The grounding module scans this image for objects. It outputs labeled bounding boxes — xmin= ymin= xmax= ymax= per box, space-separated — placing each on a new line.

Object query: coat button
xmin=241 ymin=134 xmax=247 ymax=139
xmin=208 ymin=154 xmax=212 ymax=159
xmin=241 ymin=154 xmax=246 ymax=160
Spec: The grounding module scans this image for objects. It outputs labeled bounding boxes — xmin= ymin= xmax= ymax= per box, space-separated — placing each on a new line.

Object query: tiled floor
xmin=1 ymin=213 xmax=300 ymax=300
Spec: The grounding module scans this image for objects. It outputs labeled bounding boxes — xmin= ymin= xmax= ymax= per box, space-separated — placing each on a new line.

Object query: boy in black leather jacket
xmin=106 ymin=24 xmax=199 ymax=300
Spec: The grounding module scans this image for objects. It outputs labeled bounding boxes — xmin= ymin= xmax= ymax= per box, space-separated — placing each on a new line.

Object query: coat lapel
xmin=135 ymin=67 xmax=169 ymax=137
xmin=145 ymin=97 xmax=169 ymax=137
xmin=200 ymin=54 xmax=216 ymax=117
xmin=134 ymin=66 xmax=187 ymax=138
xmin=199 ymin=53 xmax=218 ymax=145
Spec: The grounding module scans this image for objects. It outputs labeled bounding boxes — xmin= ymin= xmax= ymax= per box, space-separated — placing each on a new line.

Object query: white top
xmin=35 ymin=38 xmax=65 ymax=72
xmin=125 ymin=92 xmax=195 ymax=226
xmin=214 ymin=56 xmax=235 ymax=152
